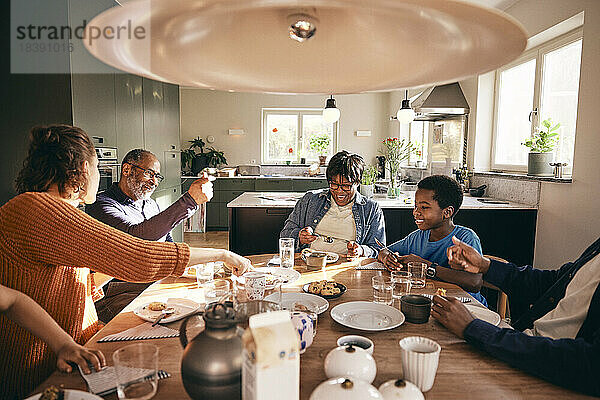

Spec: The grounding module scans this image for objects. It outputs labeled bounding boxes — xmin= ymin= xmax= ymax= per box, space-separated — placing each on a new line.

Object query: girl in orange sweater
xmin=0 ymin=125 xmax=251 ymax=398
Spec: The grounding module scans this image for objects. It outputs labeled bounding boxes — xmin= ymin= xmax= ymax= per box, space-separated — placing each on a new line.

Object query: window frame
xmin=261 ymin=108 xmax=339 ymax=164
xmin=491 ymin=28 xmax=583 ymax=172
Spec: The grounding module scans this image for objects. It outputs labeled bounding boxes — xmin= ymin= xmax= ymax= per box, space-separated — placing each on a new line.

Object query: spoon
xmin=151 ymin=307 xmax=175 ymax=327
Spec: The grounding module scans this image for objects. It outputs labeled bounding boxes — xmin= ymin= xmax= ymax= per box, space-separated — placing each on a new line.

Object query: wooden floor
xmin=183 ymin=231 xmax=229 ymax=249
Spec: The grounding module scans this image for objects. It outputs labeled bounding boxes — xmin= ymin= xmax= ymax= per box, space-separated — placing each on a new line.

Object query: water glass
xmin=244 ymin=272 xmax=267 ymax=300
xmin=391 ymin=270 xmax=412 ymax=298
xmin=113 ymin=343 xmax=158 ymax=400
xmin=372 ymin=276 xmax=393 ymax=305
xmin=408 ymin=262 xmax=427 ymax=289
xmin=195 ymin=263 xmax=215 ymax=287
xmin=279 ymin=238 xmax=295 ymax=268
xmin=204 ymin=279 xmax=231 ymax=304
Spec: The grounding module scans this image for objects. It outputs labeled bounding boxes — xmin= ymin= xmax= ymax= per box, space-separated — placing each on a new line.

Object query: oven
xmin=96 ymin=147 xmax=120 ymax=193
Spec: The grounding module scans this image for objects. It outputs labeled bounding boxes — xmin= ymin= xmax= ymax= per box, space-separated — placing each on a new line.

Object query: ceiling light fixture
xmin=322 ymin=95 xmax=341 ymax=124
xmin=394 ymin=90 xmax=415 ymax=124
xmin=84 ymin=0 xmax=527 ymax=94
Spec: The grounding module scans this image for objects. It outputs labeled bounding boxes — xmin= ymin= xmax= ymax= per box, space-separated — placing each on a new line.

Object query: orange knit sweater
xmin=0 ymin=192 xmax=190 ymax=399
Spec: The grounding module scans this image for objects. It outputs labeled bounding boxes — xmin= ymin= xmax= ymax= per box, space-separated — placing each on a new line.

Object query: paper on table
xmin=98 ymin=322 xmax=179 ymax=342
xmin=355 ymin=261 xmax=387 ymax=270
xmin=79 ymin=365 xmax=168 ymax=395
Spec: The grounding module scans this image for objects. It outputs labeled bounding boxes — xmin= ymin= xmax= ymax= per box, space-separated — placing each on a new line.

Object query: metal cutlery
xmin=95 ymin=370 xmax=171 ymax=397
xmin=151 ymin=307 xmax=175 ymax=327
xmin=422 ymin=293 xmax=472 ymax=303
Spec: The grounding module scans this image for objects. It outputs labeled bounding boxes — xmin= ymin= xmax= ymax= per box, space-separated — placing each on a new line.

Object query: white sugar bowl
xmin=379 ymin=379 xmax=424 ymax=400
xmin=310 ymin=377 xmax=384 ymax=400
xmin=324 ymin=344 xmax=377 ymax=383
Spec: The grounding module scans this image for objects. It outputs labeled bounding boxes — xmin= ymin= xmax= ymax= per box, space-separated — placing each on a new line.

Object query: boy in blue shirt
xmin=378 ymin=175 xmax=487 ymax=306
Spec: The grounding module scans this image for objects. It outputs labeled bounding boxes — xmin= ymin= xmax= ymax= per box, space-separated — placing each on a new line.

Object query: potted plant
xmin=380 ymin=137 xmax=415 ymax=199
xmin=359 ymin=165 xmax=378 ymax=198
xmin=181 ymin=137 xmax=227 ymax=175
xmin=309 ymin=134 xmax=331 ymax=165
xmin=522 ymin=118 xmax=560 ymax=176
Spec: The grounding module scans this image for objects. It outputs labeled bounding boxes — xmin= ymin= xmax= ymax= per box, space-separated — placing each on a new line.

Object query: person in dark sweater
xmin=86 ymin=149 xmax=212 ymax=322
xmin=432 ymin=236 xmax=600 ymax=396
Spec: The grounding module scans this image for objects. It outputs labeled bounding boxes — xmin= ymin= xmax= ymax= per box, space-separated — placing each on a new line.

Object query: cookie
xmin=148 ymin=301 xmax=167 ymax=311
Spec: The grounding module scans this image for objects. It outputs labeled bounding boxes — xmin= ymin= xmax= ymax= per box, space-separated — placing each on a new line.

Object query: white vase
xmin=359 ymin=184 xmax=374 ymax=198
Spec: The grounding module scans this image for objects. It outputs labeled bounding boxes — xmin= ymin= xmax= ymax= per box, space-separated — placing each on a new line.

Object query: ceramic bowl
xmin=336 ymin=335 xmax=374 ymax=354
xmin=400 ymin=295 xmax=431 ymax=324
xmin=324 ymin=345 xmax=377 ymax=383
xmin=310 ymin=377 xmax=384 ymax=400
xmin=378 ymin=379 xmax=424 ymax=400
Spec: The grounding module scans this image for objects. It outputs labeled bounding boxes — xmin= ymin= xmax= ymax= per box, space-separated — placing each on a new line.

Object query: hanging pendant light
xmin=396 ymin=90 xmax=415 ymax=123
xmin=323 ymin=95 xmax=341 ymax=124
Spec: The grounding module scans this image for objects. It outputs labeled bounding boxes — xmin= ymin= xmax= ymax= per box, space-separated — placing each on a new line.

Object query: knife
xmin=95 ymin=370 xmax=171 ymax=397
xmin=151 ymin=307 xmax=175 ymax=327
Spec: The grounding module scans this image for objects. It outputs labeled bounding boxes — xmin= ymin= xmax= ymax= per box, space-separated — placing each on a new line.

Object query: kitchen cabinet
xmin=151 ymin=186 xmax=183 ymax=242
xmin=115 ymin=74 xmax=144 ymax=155
xmin=292 ymin=178 xmax=328 ymax=192
xmin=255 ymin=178 xmax=294 ymax=191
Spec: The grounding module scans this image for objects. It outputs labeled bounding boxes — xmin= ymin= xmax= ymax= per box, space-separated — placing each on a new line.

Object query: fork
xmin=95 ymin=370 xmax=171 ymax=396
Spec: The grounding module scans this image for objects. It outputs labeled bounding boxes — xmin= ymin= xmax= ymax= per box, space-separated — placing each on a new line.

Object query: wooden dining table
xmin=33 ymin=254 xmax=593 ymax=399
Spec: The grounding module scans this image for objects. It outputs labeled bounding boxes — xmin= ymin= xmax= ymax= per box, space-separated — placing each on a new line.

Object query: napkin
xmin=355 ymin=261 xmax=387 ymax=270
xmin=98 ymin=322 xmax=179 ymax=342
xmin=79 ymin=365 xmax=171 ymax=395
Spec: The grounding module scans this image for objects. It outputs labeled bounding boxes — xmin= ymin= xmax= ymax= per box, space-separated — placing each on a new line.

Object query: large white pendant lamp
xmin=322 ymin=95 xmax=341 ymax=124
xmin=396 ymin=90 xmax=415 ymax=124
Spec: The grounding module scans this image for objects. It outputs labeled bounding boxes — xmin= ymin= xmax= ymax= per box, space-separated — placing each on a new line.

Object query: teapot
xmin=179 ymin=302 xmax=242 ymax=400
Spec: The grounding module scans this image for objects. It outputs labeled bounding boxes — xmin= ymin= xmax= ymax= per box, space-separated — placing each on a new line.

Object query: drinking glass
xmin=195 ymin=263 xmax=215 ymax=287
xmin=113 ymin=343 xmax=158 ymax=400
xmin=279 ymin=238 xmax=295 ymax=268
xmin=203 ymin=279 xmax=231 ymax=304
xmin=372 ymin=276 xmax=393 ymax=305
xmin=408 ymin=262 xmax=427 ymax=289
xmin=391 ymin=270 xmax=412 ymax=298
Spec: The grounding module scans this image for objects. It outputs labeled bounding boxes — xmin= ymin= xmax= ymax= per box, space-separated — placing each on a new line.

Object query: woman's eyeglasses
xmin=126 ymin=163 xmax=164 ymax=183
xmin=328 ymin=181 xmax=356 ymax=192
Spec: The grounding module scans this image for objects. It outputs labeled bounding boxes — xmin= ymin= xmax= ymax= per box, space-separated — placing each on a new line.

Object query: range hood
xmin=411 ymin=83 xmax=470 ymax=121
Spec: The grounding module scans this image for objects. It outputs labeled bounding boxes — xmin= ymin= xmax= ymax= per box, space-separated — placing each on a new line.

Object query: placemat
xmin=355 ymin=261 xmax=387 ymax=270
xmin=98 ymin=322 xmax=179 ymax=342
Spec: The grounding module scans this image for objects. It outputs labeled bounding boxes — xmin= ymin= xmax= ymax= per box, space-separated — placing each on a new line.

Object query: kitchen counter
xmin=227 ymin=191 xmax=537 ymax=210
xmin=182 ymin=175 xmax=326 ymax=179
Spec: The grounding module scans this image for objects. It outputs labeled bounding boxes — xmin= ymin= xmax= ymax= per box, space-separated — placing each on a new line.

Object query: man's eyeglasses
xmin=126 ymin=163 xmax=164 ymax=183
xmin=328 ymin=181 xmax=356 ymax=192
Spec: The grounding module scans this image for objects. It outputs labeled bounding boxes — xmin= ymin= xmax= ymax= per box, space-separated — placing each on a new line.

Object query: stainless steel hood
xmin=411 ymin=83 xmax=470 ymax=121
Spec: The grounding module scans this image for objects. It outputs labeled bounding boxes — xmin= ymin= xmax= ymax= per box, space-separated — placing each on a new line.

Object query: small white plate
xmin=301 ymin=249 xmax=340 ymax=264
xmin=465 ymin=304 xmax=501 ymax=326
xmin=25 ymin=389 xmax=103 ymax=400
xmin=234 ymin=267 xmax=301 ymax=289
xmin=264 ymin=292 xmax=329 ymax=314
xmin=133 ymin=298 xmax=200 ymax=324
xmin=330 ymin=301 xmax=405 ymax=331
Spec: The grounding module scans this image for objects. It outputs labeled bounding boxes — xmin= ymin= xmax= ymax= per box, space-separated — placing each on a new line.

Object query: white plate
xmin=234 ymin=267 xmax=301 ymax=289
xmin=330 ymin=301 xmax=405 ymax=331
xmin=465 ymin=304 xmax=501 ymax=326
xmin=301 ymin=249 xmax=340 ymax=264
xmin=264 ymin=292 xmax=329 ymax=314
xmin=133 ymin=298 xmax=200 ymax=324
xmin=25 ymin=389 xmax=103 ymax=400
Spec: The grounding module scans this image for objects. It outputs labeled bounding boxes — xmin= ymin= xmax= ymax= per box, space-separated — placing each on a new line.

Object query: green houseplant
xmin=380 ymin=137 xmax=415 ymax=199
xmin=522 ymin=118 xmax=560 ymax=176
xmin=359 ymin=165 xmax=378 ymax=198
xmin=182 ymin=137 xmax=228 ymax=175
xmin=309 ymin=134 xmax=331 ymax=165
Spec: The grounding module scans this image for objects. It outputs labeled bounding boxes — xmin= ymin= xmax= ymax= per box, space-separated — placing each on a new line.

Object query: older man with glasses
xmin=280 ymin=150 xmax=385 ymax=259
xmin=86 ymin=148 xmax=212 ymax=322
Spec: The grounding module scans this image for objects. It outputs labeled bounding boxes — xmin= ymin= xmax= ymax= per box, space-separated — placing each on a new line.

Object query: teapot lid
xmin=204 ymin=302 xmax=238 ymax=329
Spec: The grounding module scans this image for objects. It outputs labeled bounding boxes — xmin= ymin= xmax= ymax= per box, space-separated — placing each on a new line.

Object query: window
xmin=492 ymin=29 xmax=582 ymax=173
xmin=262 ymin=109 xmax=338 ymax=164
xmin=400 ymin=121 xmax=429 ymax=166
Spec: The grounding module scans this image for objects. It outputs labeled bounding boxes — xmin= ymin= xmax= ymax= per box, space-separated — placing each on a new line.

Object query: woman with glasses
xmin=280 ymin=151 xmax=385 ymax=258
xmin=0 ymin=125 xmax=251 ymax=399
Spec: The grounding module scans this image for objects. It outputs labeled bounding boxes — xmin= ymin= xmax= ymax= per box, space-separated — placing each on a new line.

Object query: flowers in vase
xmin=380 ymin=137 xmax=416 ymax=185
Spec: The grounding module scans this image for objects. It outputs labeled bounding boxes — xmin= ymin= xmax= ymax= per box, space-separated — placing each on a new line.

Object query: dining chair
xmin=483 ymin=255 xmax=510 ymax=321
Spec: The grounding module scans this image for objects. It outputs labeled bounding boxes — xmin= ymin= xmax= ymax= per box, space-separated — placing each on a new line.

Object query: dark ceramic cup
xmin=401 ymin=295 xmax=432 ymax=324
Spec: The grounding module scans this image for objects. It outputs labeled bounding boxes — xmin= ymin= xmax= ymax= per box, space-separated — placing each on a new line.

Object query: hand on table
xmin=222 ymin=250 xmax=252 ymax=276
xmin=187 ymin=172 xmax=214 ymax=205
xmin=379 ymin=249 xmax=402 ymax=271
xmin=346 ymin=241 xmax=363 ymax=258
xmin=431 ymin=295 xmax=475 ymax=339
xmin=299 ymin=227 xmax=318 ymax=245
xmin=447 ymin=236 xmax=491 ymax=274
xmin=56 ymin=340 xmax=106 ymax=374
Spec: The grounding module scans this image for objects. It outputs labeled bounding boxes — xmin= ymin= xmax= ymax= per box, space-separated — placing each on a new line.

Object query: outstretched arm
xmin=0 ymin=285 xmax=105 ymax=374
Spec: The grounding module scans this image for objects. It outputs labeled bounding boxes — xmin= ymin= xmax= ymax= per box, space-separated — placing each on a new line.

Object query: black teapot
xmin=179 ymin=302 xmax=242 ymax=400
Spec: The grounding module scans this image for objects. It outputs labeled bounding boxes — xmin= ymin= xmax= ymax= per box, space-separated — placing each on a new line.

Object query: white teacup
xmin=398 ymin=336 xmax=441 ymax=392
xmin=243 ymin=272 xmax=266 ymax=300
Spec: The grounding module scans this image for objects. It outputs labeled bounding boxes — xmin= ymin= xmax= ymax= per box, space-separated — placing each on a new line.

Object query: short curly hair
xmin=15 ymin=125 xmax=95 ymax=197
xmin=326 ymin=151 xmax=365 ymax=184
xmin=418 ymin=175 xmax=463 ymax=217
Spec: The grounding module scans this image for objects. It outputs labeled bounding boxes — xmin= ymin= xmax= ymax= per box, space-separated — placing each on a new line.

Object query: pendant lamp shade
xmin=323 ymin=96 xmax=341 ymax=124
xmin=396 ymin=91 xmax=415 ymax=123
xmin=85 ymin=0 xmax=527 ymax=94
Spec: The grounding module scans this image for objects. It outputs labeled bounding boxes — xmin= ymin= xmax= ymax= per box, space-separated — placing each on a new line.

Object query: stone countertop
xmin=181 ymin=175 xmax=327 ymax=180
xmin=227 ymin=191 xmax=537 ymax=209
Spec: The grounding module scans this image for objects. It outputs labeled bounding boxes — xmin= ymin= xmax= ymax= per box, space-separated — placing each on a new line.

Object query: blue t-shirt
xmin=388 ymin=225 xmax=487 ymax=306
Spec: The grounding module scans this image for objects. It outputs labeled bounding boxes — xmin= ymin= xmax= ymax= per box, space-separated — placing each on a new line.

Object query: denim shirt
xmin=280 ymin=189 xmax=385 ymax=258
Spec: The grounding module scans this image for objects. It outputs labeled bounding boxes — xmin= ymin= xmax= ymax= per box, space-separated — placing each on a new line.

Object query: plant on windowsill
xmin=309 ymin=134 xmax=330 ymax=165
xmin=359 ymin=165 xmax=378 ymax=198
xmin=522 ymin=118 xmax=560 ymax=176
xmin=181 ymin=137 xmax=228 ymax=175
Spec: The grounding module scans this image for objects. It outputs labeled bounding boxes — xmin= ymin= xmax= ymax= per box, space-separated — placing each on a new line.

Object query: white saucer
xmin=465 ymin=304 xmax=501 ymax=326
xmin=264 ymin=292 xmax=329 ymax=314
xmin=330 ymin=301 xmax=405 ymax=331
xmin=133 ymin=298 xmax=200 ymax=324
